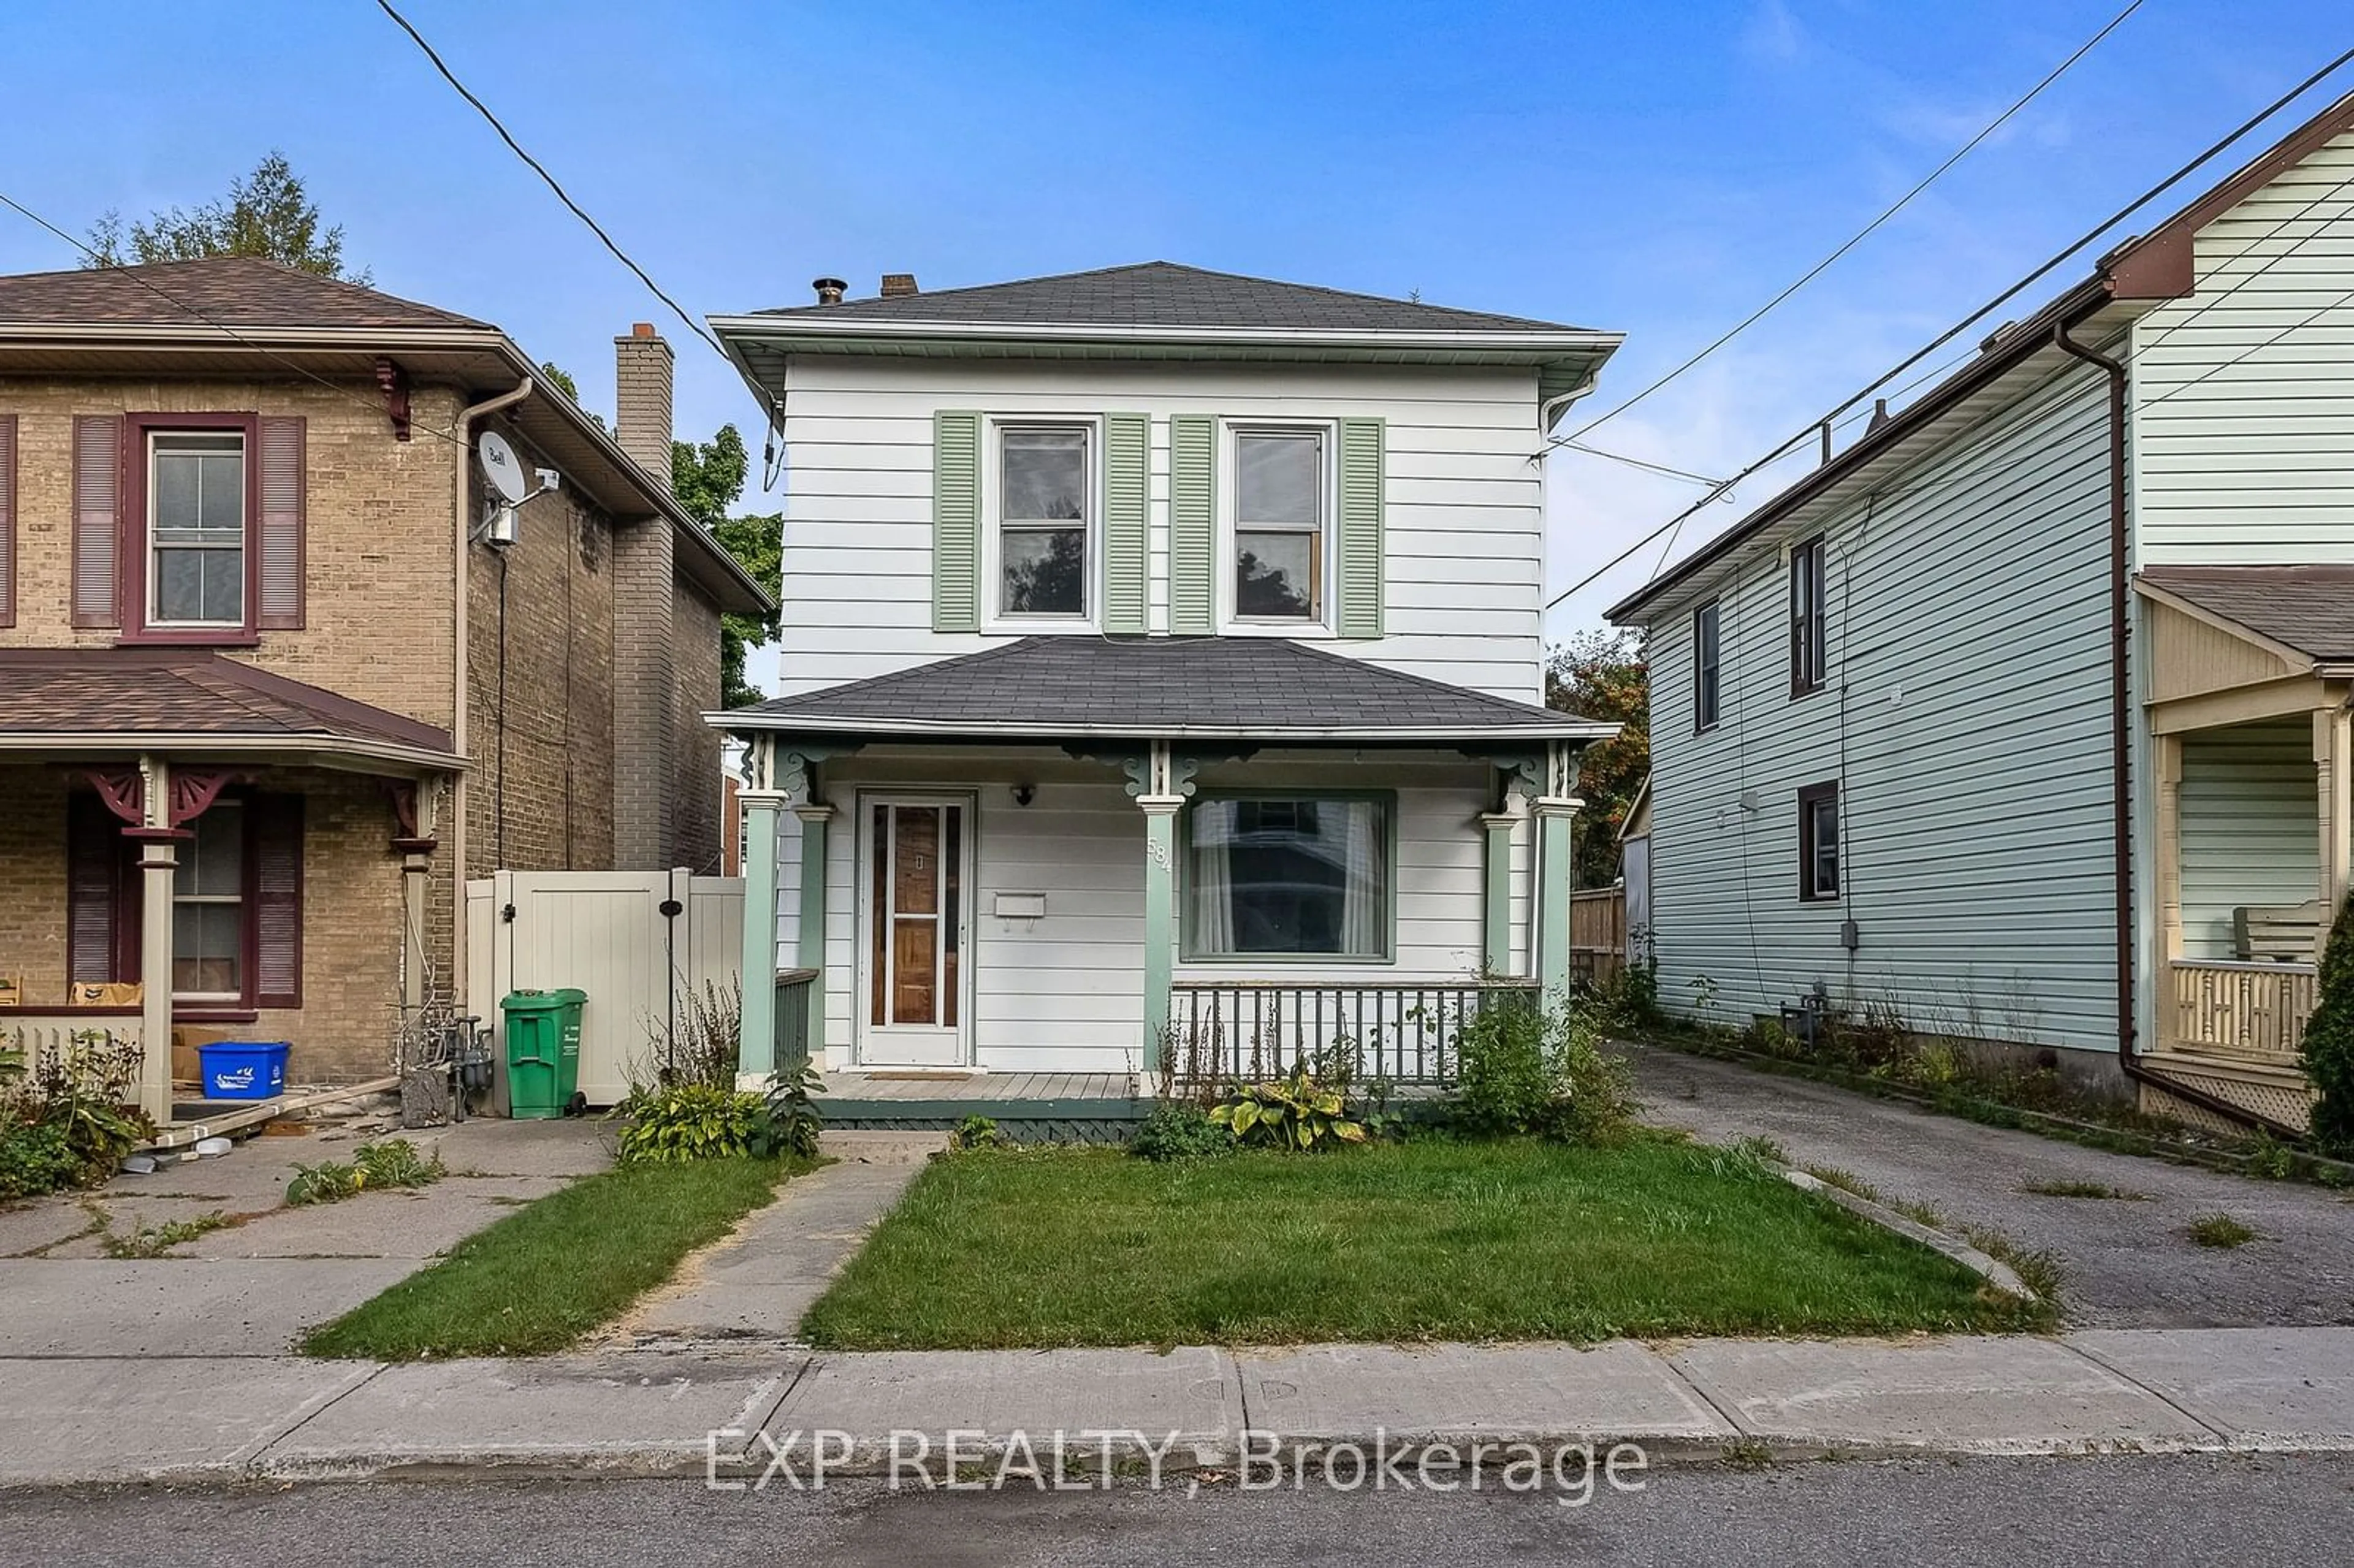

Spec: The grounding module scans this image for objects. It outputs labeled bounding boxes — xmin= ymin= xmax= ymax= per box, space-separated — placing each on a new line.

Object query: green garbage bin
xmin=502 ymin=988 xmax=585 ymax=1119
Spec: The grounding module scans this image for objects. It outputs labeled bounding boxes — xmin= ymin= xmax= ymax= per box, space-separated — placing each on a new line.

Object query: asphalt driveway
xmin=1629 ymin=1043 xmax=2354 ymax=1330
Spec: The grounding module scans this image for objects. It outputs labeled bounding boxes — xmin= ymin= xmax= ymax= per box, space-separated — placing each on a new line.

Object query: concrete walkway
xmin=1630 ymin=1043 xmax=2354 ymax=1328
xmin=4 ymin=1328 xmax=2352 ymax=1487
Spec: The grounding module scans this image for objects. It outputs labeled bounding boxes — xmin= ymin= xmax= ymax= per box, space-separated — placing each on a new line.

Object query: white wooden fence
xmin=465 ymin=869 xmax=743 ymax=1107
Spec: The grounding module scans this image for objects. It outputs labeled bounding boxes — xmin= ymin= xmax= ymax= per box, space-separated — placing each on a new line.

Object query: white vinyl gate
xmin=465 ymin=869 xmax=744 ymax=1107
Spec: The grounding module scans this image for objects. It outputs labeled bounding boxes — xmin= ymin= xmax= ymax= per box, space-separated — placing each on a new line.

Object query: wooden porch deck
xmin=818 ymin=1070 xmax=1138 ymax=1103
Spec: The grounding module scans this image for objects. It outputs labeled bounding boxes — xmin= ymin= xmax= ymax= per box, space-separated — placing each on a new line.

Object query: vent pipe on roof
xmin=1865 ymin=398 xmax=1891 ymax=434
xmin=812 ymin=277 xmax=848 ymax=306
xmin=880 ymin=273 xmax=920 ymax=297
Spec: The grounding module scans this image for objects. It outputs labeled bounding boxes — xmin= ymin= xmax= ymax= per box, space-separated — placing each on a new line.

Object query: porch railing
xmin=0 ymin=1015 xmax=147 ymax=1076
xmin=774 ymin=968 xmax=817 ymax=1071
xmin=1167 ymin=979 xmax=1540 ymax=1087
xmin=2166 ymin=959 xmax=2317 ymax=1064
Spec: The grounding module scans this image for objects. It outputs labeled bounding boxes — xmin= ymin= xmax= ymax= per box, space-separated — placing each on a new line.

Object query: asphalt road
xmin=4 ymin=1455 xmax=2348 ymax=1566
xmin=1628 ymin=1042 xmax=2354 ymax=1328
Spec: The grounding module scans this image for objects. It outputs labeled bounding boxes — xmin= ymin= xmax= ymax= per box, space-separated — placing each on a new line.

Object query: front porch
xmin=2139 ymin=568 xmax=2353 ymax=1132
xmin=725 ymin=637 xmax=1615 ymax=1110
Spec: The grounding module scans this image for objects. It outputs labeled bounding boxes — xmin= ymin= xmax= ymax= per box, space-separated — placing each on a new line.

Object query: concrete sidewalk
xmin=7 ymin=1328 xmax=2353 ymax=1487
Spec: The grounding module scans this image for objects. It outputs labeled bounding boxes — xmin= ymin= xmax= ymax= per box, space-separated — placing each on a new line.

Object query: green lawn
xmin=300 ymin=1155 xmax=813 ymax=1360
xmin=800 ymin=1139 xmax=2046 ymax=1349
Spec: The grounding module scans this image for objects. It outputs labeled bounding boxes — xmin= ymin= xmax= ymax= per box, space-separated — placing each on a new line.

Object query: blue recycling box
xmin=197 ymin=1041 xmax=290 ymax=1100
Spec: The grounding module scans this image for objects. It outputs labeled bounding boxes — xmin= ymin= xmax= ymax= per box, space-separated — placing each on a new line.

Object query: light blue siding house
xmin=1610 ymin=92 xmax=2354 ymax=1136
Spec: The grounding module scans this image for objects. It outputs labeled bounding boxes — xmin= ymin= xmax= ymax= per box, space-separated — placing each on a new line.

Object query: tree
xmin=2303 ymin=895 xmax=2354 ymax=1155
xmin=671 ymin=425 xmax=782 ymax=709
xmin=1544 ymin=630 xmax=1648 ymax=887
xmin=85 ymin=153 xmax=364 ymax=281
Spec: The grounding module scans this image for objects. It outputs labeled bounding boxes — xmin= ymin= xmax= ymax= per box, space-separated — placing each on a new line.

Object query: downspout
xmin=2052 ymin=323 xmax=2303 ymax=1140
xmin=449 ymin=377 xmax=535 ymax=1013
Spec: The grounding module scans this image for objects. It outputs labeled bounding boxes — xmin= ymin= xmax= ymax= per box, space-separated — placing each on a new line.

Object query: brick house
xmin=0 ymin=257 xmax=771 ymax=1119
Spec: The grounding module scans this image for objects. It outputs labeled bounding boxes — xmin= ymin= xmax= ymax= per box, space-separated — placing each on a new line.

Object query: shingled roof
xmin=2138 ymin=565 xmax=2354 ymax=665
xmin=719 ymin=638 xmax=1612 ymax=741
xmin=0 ymin=650 xmax=459 ymax=764
xmin=0 ymin=256 xmax=489 ymax=331
xmin=748 ymin=262 xmax=1590 ymax=333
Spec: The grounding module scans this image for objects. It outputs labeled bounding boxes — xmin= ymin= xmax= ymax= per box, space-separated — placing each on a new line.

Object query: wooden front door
xmin=860 ymin=797 xmax=969 ymax=1065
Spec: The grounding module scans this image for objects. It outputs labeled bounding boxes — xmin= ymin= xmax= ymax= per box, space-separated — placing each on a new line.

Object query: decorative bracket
xmin=375 ymin=357 xmax=413 ymax=443
xmin=386 ymin=777 xmax=441 ymax=854
xmin=86 ymin=767 xmax=145 ymax=828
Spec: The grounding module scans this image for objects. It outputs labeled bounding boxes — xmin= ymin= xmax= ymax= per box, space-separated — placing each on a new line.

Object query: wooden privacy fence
xmin=466 ymin=869 xmax=743 ymax=1106
xmin=1571 ymin=887 xmax=1626 ymax=983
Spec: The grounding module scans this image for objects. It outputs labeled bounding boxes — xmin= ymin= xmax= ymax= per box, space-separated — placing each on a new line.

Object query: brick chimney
xmin=611 ymin=321 xmax=677 ymax=870
xmin=613 ymin=321 xmax=674 ymax=492
xmin=880 ymin=273 xmax=920 ymax=298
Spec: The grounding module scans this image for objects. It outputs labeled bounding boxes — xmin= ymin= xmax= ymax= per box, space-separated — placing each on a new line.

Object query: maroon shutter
xmin=72 ymin=414 xmax=123 ymax=628
xmin=67 ymin=794 xmax=125 ymax=985
xmin=251 ymin=793 xmax=304 ymax=1009
xmin=257 ymin=415 xmax=305 ymax=628
xmin=0 ymin=414 xmax=16 ymax=627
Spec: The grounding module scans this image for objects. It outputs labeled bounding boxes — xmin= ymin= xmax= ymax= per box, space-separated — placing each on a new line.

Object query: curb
xmin=1780 ymin=1169 xmax=2035 ymax=1301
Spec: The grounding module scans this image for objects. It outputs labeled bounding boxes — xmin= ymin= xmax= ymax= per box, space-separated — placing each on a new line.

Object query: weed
xmin=101 ymin=1210 xmax=231 ymax=1258
xmin=2188 ymin=1214 xmax=2256 ymax=1249
xmin=951 ymin=1116 xmax=1008 ymax=1152
xmin=1803 ymin=1165 xmax=1881 ymax=1202
xmin=1720 ymin=1439 xmax=1777 ymax=1472
xmin=2021 ymin=1179 xmax=2146 ymax=1200
xmin=1731 ymin=1134 xmax=1788 ymax=1166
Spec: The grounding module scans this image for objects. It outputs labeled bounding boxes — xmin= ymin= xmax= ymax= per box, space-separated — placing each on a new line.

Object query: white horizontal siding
xmin=776 ymin=747 xmax=1517 ymax=1073
xmin=2133 ymin=127 xmax=2354 ymax=564
xmin=1643 ymin=361 xmax=2121 ymax=1052
xmin=2176 ymin=717 xmax=2319 ymax=960
xmin=771 ymin=359 xmax=1548 ymax=703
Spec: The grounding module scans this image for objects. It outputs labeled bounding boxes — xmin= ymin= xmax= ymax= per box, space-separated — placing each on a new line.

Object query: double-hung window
xmin=1184 ymin=795 xmax=1390 ymax=960
xmin=1797 ymin=782 xmax=1840 ymax=902
xmin=997 ymin=425 xmax=1089 ymax=618
xmin=1693 ymin=599 xmax=1722 ymax=731
xmin=150 ymin=430 xmax=247 ymax=628
xmin=173 ymin=802 xmax=245 ymax=1000
xmin=1233 ymin=429 xmax=1326 ymax=621
xmin=1789 ymin=534 xmax=1826 ymax=696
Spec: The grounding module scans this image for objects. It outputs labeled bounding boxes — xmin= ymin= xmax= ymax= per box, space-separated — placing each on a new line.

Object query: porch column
xmin=2155 ymin=733 xmax=2184 ymax=965
xmin=1479 ymin=810 xmax=1517 ymax=977
xmin=793 ymin=802 xmax=834 ymax=1059
xmin=132 ymin=755 xmax=175 ymax=1125
xmin=737 ymin=783 xmax=787 ymax=1080
xmin=1140 ymin=796 xmax=1181 ymax=1073
xmin=2319 ymin=705 xmax=2352 ymax=918
xmin=1534 ymin=797 xmax=1581 ymax=1000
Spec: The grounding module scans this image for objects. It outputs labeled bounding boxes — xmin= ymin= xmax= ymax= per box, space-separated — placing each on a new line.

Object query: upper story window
xmin=1797 ymin=780 xmax=1840 ymax=902
xmin=150 ymin=430 xmax=247 ymax=627
xmin=1789 ymin=534 xmax=1826 ymax=698
xmin=997 ymin=424 xmax=1089 ymax=619
xmin=1693 ymin=599 xmax=1721 ymax=731
xmin=1233 ymin=429 xmax=1326 ymax=622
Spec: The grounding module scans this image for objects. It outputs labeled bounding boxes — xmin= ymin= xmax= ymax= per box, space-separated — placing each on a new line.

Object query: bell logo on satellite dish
xmin=478 ymin=430 xmax=528 ymax=548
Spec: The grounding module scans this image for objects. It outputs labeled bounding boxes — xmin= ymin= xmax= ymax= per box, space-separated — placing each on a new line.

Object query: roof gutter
xmin=707 ymin=314 xmax=1623 ymax=356
xmin=2051 ymin=322 xmax=2306 ymax=1141
xmin=704 ymin=712 xmax=1621 ymax=744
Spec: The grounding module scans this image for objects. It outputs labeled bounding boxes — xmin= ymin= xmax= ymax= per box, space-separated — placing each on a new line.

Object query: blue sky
xmin=3 ymin=1 xmax=2350 ymax=666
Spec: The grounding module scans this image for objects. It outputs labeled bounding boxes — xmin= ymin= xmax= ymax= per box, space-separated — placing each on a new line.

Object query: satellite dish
xmin=477 ymin=430 xmax=528 ymax=504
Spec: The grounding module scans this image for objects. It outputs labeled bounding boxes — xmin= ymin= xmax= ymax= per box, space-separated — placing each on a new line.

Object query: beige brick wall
xmin=0 ymin=764 xmax=406 ymax=1084
xmin=0 ymin=376 xmax=463 ymax=733
xmin=670 ymin=576 xmax=725 ymax=873
xmin=462 ymin=417 xmax=617 ymax=877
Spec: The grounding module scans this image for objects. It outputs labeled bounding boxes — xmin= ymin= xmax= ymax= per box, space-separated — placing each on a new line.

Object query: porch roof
xmin=713 ymin=637 xmax=1616 ymax=743
xmin=2137 ymin=566 xmax=2354 ymax=669
xmin=0 ymin=649 xmax=462 ymax=771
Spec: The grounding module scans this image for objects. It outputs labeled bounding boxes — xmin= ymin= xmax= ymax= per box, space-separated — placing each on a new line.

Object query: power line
xmin=1544 ymin=47 xmax=2354 ymax=613
xmin=1556 ymin=441 xmax=1729 ymax=488
xmin=372 ymin=0 xmax=729 ymax=363
xmin=1552 ymin=0 xmax=2148 ymax=451
xmin=0 ymin=188 xmax=476 ymax=454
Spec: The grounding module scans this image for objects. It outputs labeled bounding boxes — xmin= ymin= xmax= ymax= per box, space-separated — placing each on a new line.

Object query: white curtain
xmin=1190 ymin=804 xmax=1235 ymax=954
xmin=1338 ymin=800 xmax=1384 ymax=957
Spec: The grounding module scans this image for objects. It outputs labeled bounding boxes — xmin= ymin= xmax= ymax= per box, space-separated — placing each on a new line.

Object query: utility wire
xmin=373 ymin=0 xmax=729 ymax=363
xmin=1552 ymin=0 xmax=2148 ymax=451
xmin=0 ymin=187 xmax=478 ymax=454
xmin=1544 ymin=47 xmax=2354 ymax=612
xmin=1556 ymin=441 xmax=1728 ymax=488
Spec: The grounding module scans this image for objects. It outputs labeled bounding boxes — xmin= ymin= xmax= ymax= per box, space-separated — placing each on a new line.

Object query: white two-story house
xmin=1610 ymin=92 xmax=2354 ymax=1138
xmin=709 ymin=263 xmax=1621 ymax=1125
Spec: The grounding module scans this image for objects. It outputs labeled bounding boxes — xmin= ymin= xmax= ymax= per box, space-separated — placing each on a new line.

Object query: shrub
xmin=749 ymin=1062 xmax=826 ymax=1160
xmin=1129 ymin=1102 xmax=1234 ymax=1162
xmin=2304 ymin=896 xmax=2354 ymax=1157
xmin=1450 ymin=994 xmax=1636 ymax=1143
xmin=0 ymin=1029 xmax=155 ymax=1196
xmin=613 ymin=1083 xmax=766 ymax=1165
xmin=0 ymin=1121 xmax=82 ymax=1200
xmin=1211 ymin=1066 xmax=1367 ymax=1151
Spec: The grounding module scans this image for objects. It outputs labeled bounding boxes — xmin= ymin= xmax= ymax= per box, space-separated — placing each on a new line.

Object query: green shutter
xmin=932 ymin=409 xmax=981 ymax=631
xmin=1336 ymin=417 xmax=1386 ymax=639
xmin=1168 ymin=414 xmax=1216 ymax=636
xmin=1103 ymin=413 xmax=1149 ymax=634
